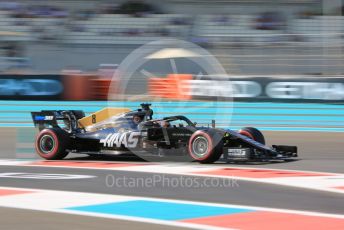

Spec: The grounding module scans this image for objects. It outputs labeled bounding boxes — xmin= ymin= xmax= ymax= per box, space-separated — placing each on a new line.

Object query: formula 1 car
xmin=31 ymin=104 xmax=297 ymax=163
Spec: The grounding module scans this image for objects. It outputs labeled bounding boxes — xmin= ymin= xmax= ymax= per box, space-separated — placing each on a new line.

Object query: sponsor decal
xmin=35 ymin=115 xmax=54 ymax=121
xmin=171 ymin=133 xmax=192 ymax=137
xmin=266 ymin=82 xmax=344 ymax=100
xmin=0 ymin=79 xmax=63 ymax=96
xmin=189 ymin=80 xmax=261 ymax=98
xmin=100 ymin=132 xmax=140 ymax=148
xmin=188 ymin=79 xmax=344 ymax=101
xmin=228 ymin=148 xmax=250 ymax=157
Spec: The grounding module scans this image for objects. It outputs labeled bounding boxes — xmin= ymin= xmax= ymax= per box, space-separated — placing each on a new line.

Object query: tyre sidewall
xmin=188 ymin=130 xmax=214 ymax=161
xmin=35 ymin=128 xmax=69 ymax=160
xmin=188 ymin=130 xmax=223 ymax=163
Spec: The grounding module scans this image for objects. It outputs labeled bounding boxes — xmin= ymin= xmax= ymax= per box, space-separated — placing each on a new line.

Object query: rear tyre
xmin=35 ymin=128 xmax=70 ymax=160
xmin=188 ymin=130 xmax=223 ymax=163
xmin=238 ymin=127 xmax=265 ymax=145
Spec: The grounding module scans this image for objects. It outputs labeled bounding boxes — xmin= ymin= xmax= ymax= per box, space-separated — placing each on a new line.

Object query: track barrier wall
xmin=0 ymin=74 xmax=64 ymax=100
xmin=0 ymin=73 xmax=343 ymax=103
xmin=148 ymin=74 xmax=344 ymax=103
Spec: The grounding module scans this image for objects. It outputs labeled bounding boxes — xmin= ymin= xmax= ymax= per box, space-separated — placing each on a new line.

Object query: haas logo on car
xmin=100 ymin=132 xmax=140 ymax=148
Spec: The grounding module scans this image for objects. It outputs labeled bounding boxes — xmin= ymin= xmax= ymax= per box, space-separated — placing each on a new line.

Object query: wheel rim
xmin=192 ymin=136 xmax=209 ymax=158
xmin=39 ymin=135 xmax=55 ymax=154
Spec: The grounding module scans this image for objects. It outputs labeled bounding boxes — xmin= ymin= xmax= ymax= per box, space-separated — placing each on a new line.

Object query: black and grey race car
xmin=31 ymin=104 xmax=297 ymax=163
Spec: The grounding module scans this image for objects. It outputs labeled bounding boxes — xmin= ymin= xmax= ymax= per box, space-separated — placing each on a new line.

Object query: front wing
xmin=223 ymin=129 xmax=298 ymax=161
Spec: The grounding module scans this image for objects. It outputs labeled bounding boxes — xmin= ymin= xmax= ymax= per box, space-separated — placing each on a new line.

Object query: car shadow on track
xmin=224 ymin=159 xmax=299 ymax=165
xmin=65 ymin=154 xmax=299 ymax=165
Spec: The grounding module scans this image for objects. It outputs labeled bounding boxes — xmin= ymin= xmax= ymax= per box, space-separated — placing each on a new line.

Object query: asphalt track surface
xmin=0 ymin=207 xmax=181 ymax=230
xmin=0 ymin=130 xmax=343 ymax=229
xmin=1 ymin=165 xmax=344 ymax=214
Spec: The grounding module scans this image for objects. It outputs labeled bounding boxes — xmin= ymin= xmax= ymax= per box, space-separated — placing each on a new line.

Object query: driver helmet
xmin=133 ymin=115 xmax=143 ymax=124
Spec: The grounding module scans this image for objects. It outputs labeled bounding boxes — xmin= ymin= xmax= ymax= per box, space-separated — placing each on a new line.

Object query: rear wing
xmin=31 ymin=110 xmax=85 ymax=131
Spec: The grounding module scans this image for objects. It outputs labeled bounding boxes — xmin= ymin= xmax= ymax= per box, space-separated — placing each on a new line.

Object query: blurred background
xmin=0 ymin=0 xmax=343 ymax=99
xmin=0 ymin=0 xmax=343 ymax=74
xmin=0 ymin=0 xmax=343 ymax=158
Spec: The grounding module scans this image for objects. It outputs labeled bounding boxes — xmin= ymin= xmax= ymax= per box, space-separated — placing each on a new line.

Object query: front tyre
xmin=35 ymin=128 xmax=70 ymax=160
xmin=238 ymin=127 xmax=265 ymax=145
xmin=188 ymin=130 xmax=223 ymax=163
